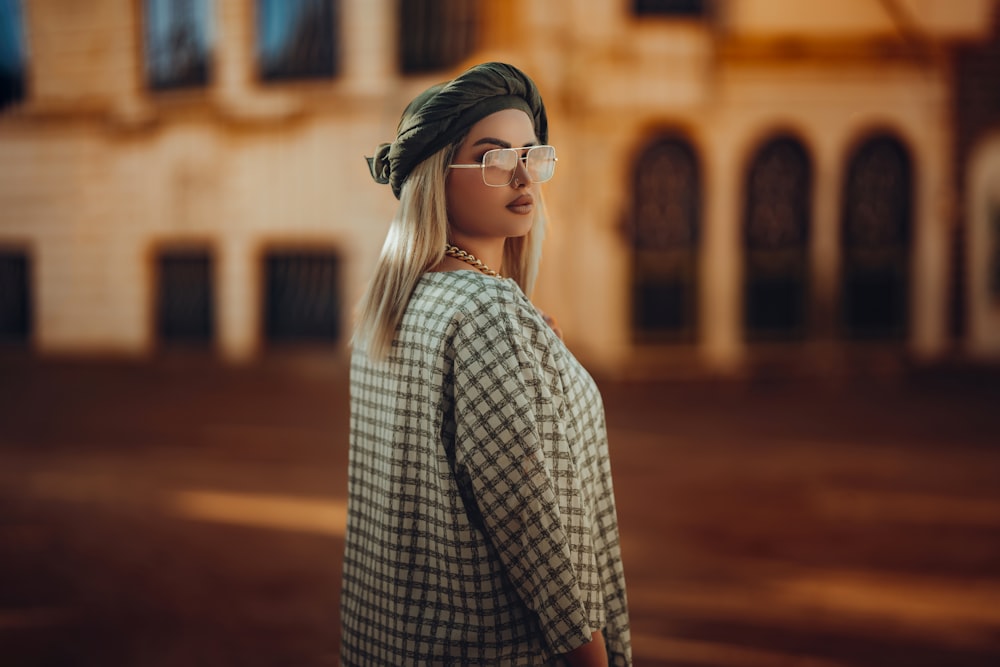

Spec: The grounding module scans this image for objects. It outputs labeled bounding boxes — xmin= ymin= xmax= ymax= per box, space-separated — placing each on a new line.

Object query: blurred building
xmin=0 ymin=0 xmax=998 ymax=378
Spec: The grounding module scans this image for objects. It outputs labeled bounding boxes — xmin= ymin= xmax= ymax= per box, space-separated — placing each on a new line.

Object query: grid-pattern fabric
xmin=342 ymin=271 xmax=631 ymax=665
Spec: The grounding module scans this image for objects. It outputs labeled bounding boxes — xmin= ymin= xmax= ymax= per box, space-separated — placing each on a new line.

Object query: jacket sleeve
xmin=450 ymin=291 xmax=601 ymax=655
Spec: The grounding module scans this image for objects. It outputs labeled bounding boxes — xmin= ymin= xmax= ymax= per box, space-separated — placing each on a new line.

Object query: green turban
xmin=366 ymin=62 xmax=549 ymax=199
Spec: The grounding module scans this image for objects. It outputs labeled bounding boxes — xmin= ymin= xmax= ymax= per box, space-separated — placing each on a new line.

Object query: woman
xmin=343 ymin=62 xmax=631 ymax=666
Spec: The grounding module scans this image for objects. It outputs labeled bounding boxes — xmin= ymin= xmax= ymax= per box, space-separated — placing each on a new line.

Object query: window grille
xmin=840 ymin=136 xmax=912 ymax=338
xmin=264 ymin=251 xmax=341 ymax=343
xmin=257 ymin=0 xmax=338 ymax=81
xmin=0 ymin=250 xmax=30 ymax=342
xmin=144 ymin=0 xmax=212 ymax=90
xmin=399 ymin=0 xmax=478 ymax=74
xmin=633 ymin=0 xmax=705 ymax=17
xmin=991 ymin=205 xmax=1000 ymax=302
xmin=157 ymin=250 xmax=214 ymax=343
xmin=631 ymin=137 xmax=700 ymax=340
xmin=743 ymin=136 xmax=811 ymax=339
xmin=0 ymin=0 xmax=27 ymax=109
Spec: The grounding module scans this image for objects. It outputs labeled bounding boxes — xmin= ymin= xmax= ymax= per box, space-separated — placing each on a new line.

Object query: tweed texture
xmin=342 ymin=271 xmax=630 ymax=665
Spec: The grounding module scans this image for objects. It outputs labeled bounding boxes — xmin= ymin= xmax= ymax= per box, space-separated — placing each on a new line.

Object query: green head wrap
xmin=366 ymin=62 xmax=549 ymax=199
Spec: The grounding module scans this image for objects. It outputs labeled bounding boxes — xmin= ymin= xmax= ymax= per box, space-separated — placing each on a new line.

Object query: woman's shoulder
xmin=419 ymin=270 xmax=526 ymax=312
xmin=415 ymin=271 xmax=542 ymax=337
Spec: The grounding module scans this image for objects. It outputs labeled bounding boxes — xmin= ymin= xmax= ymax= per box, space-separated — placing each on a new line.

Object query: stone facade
xmin=1 ymin=0 xmax=997 ymax=376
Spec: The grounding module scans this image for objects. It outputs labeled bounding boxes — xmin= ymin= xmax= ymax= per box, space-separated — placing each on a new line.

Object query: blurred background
xmin=1 ymin=0 xmax=999 ymax=665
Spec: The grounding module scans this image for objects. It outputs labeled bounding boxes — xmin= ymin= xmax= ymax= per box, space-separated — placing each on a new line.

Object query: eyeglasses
xmin=449 ymin=145 xmax=557 ymax=187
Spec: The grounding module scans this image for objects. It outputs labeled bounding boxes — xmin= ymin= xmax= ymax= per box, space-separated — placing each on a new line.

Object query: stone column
xmin=217 ymin=236 xmax=257 ymax=363
xmin=701 ymin=134 xmax=743 ymax=374
xmin=911 ymin=120 xmax=951 ymax=361
xmin=213 ymin=0 xmax=253 ymax=105
xmin=810 ymin=135 xmax=840 ymax=340
xmin=340 ymin=0 xmax=395 ymax=95
xmin=967 ymin=134 xmax=1000 ymax=359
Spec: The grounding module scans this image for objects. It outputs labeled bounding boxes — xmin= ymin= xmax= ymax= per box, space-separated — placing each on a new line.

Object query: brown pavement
xmin=1 ymin=354 xmax=999 ymax=666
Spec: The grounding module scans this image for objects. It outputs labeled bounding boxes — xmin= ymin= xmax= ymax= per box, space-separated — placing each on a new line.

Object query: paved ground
xmin=1 ymin=353 xmax=999 ymax=666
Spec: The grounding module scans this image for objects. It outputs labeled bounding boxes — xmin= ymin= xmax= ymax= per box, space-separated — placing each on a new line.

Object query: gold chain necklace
xmin=444 ymin=244 xmax=503 ymax=278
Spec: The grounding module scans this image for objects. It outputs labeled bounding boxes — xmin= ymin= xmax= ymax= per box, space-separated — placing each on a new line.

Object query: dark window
xmin=0 ymin=0 xmax=27 ymax=110
xmin=257 ymin=0 xmax=338 ymax=81
xmin=991 ymin=205 xmax=1000 ymax=302
xmin=631 ymin=137 xmax=700 ymax=341
xmin=399 ymin=0 xmax=478 ymax=74
xmin=157 ymin=250 xmax=214 ymax=343
xmin=264 ymin=251 xmax=341 ymax=343
xmin=840 ymin=136 xmax=912 ymax=339
xmin=743 ymin=136 xmax=812 ymax=340
xmin=144 ymin=0 xmax=212 ymax=90
xmin=0 ymin=250 xmax=31 ymax=342
xmin=634 ymin=0 xmax=705 ymax=16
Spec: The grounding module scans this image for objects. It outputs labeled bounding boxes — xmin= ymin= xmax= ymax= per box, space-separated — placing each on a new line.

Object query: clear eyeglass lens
xmin=481 ymin=146 xmax=556 ymax=186
xmin=526 ymin=146 xmax=556 ymax=183
xmin=482 ymin=149 xmax=518 ymax=186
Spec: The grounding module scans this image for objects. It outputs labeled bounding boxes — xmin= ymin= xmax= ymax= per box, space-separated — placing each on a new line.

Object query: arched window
xmin=743 ymin=135 xmax=812 ymax=340
xmin=840 ymin=135 xmax=912 ymax=339
xmin=991 ymin=204 xmax=1000 ymax=301
xmin=631 ymin=137 xmax=700 ymax=341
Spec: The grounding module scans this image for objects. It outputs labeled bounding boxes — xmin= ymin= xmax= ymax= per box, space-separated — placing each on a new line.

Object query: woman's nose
xmin=511 ymin=159 xmax=530 ymax=188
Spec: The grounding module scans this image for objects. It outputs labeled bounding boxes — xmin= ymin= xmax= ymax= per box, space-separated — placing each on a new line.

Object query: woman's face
xmin=445 ymin=108 xmax=539 ymax=246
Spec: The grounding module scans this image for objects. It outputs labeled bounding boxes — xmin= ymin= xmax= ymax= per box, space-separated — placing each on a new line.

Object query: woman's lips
xmin=507 ymin=194 xmax=534 ymax=215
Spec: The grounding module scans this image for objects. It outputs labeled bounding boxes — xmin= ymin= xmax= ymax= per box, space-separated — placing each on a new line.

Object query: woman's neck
xmin=440 ymin=238 xmax=504 ymax=276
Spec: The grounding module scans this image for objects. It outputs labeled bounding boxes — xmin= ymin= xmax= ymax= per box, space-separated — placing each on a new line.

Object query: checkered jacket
xmin=342 ymin=271 xmax=631 ymax=665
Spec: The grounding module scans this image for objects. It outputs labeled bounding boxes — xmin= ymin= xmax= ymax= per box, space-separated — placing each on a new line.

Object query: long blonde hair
xmin=353 ymin=142 xmax=548 ymax=360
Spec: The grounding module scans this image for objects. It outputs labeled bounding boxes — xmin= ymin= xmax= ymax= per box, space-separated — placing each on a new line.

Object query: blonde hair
xmin=353 ymin=142 xmax=548 ymax=360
